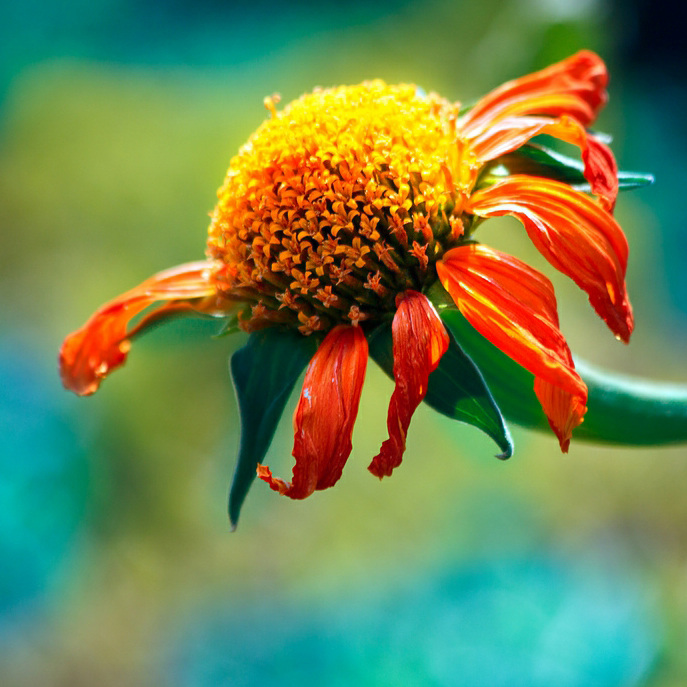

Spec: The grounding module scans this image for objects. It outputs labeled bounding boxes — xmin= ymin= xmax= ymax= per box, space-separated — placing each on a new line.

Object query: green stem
xmin=574 ymin=360 xmax=687 ymax=446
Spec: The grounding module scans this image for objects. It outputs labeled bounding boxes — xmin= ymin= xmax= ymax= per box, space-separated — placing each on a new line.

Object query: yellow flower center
xmin=207 ymin=80 xmax=470 ymax=334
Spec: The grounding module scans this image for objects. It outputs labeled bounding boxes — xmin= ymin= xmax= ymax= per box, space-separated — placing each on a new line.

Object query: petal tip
xmin=368 ymin=450 xmax=395 ymax=479
xmin=58 ymin=330 xmax=130 ymax=396
xmin=256 ymin=464 xmax=290 ymax=496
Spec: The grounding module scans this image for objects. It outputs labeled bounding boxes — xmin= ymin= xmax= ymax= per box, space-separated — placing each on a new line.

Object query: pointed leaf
xmin=229 ymin=328 xmax=317 ymax=528
xmin=441 ymin=308 xmax=687 ymax=446
xmin=480 ymin=142 xmax=654 ymax=192
xmin=367 ymin=320 xmax=513 ymax=458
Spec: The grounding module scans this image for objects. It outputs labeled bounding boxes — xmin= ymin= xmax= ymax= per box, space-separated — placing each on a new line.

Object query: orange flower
xmin=60 ymin=52 xmax=634 ymax=518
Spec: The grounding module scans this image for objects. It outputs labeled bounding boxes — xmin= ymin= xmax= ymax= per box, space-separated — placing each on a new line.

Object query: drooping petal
xmin=59 ymin=261 xmax=222 ymax=396
xmin=368 ymin=291 xmax=449 ymax=478
xmin=466 ymin=114 xmax=618 ymax=210
xmin=257 ymin=324 xmax=368 ymax=499
xmin=229 ymin=328 xmax=318 ymax=528
xmin=460 ymin=50 xmax=608 ymax=134
xmin=436 ymin=244 xmax=587 ymax=450
xmin=534 ymin=378 xmax=587 ymax=452
xmin=467 ymin=175 xmax=633 ymax=342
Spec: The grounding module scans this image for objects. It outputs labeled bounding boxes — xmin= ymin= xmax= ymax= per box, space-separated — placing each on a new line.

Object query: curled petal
xmin=460 ymin=50 xmax=608 ymax=135
xmin=59 ymin=261 xmax=221 ymax=396
xmin=466 ymin=115 xmax=618 ymax=210
xmin=467 ymin=175 xmax=633 ymax=342
xmin=437 ymin=244 xmax=587 ymax=450
xmin=369 ymin=291 xmax=449 ymax=478
xmin=258 ymin=324 xmax=368 ymax=499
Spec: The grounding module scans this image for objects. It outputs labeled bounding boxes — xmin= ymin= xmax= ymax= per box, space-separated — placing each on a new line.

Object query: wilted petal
xmin=369 ymin=291 xmax=449 ymax=478
xmin=59 ymin=261 xmax=221 ymax=396
xmin=437 ymin=244 xmax=587 ymax=450
xmin=258 ymin=324 xmax=368 ymax=499
xmin=467 ymin=175 xmax=633 ymax=342
xmin=460 ymin=50 xmax=608 ymax=134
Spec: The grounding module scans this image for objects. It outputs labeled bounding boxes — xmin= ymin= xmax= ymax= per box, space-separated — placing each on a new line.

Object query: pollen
xmin=207 ymin=81 xmax=472 ymax=333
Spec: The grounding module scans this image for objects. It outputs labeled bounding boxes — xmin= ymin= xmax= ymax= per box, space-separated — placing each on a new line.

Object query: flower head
xmin=207 ymin=82 xmax=464 ymax=335
xmin=60 ymin=52 xmax=638 ymax=523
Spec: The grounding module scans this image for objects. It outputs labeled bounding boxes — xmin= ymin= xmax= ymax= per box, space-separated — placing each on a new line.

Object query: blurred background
xmin=1 ymin=0 xmax=686 ymax=685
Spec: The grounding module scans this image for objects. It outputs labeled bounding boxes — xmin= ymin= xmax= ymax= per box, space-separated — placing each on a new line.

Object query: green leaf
xmin=367 ymin=321 xmax=513 ymax=458
xmin=441 ymin=309 xmax=687 ymax=447
xmin=228 ymin=328 xmax=317 ymax=528
xmin=480 ymin=142 xmax=654 ymax=192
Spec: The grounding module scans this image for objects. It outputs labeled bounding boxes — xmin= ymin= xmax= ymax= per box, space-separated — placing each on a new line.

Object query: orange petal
xmin=467 ymin=175 xmax=633 ymax=342
xmin=465 ymin=114 xmax=618 ymax=211
xmin=534 ymin=378 xmax=587 ymax=453
xmin=460 ymin=50 xmax=608 ymax=134
xmin=258 ymin=324 xmax=368 ymax=499
xmin=368 ymin=291 xmax=449 ymax=478
xmin=59 ymin=261 xmax=221 ymax=396
xmin=436 ymin=244 xmax=587 ymax=450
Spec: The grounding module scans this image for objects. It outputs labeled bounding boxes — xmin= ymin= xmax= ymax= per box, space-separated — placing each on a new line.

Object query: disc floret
xmin=206 ymin=81 xmax=471 ymax=334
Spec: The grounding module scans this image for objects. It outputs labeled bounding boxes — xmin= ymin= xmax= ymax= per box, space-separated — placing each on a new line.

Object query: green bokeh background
xmin=2 ymin=1 xmax=686 ymax=685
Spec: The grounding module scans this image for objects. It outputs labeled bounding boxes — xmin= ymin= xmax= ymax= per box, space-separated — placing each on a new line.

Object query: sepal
xmin=479 ymin=142 xmax=654 ymax=193
xmin=214 ymin=314 xmax=241 ymax=338
xmin=367 ymin=319 xmax=514 ymax=459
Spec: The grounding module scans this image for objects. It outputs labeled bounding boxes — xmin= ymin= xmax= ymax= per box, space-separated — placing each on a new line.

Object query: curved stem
xmin=574 ymin=359 xmax=687 ymax=446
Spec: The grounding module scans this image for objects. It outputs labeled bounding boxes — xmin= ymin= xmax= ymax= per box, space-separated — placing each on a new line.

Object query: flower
xmin=60 ymin=51 xmax=635 ymax=519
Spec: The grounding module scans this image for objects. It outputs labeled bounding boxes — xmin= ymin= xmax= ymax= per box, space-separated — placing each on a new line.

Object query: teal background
xmin=1 ymin=1 xmax=686 ymax=685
